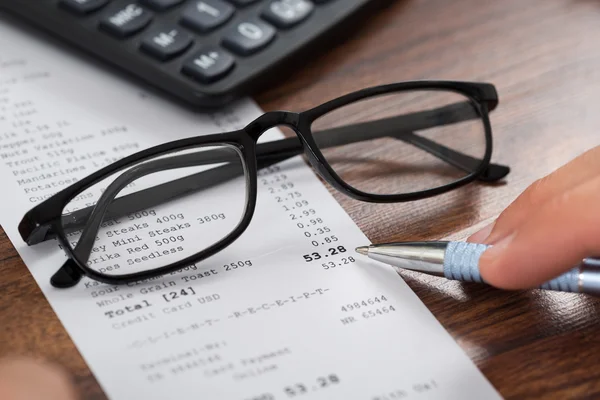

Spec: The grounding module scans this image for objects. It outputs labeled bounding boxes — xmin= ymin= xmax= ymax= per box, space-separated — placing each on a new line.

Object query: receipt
xmin=0 ymin=15 xmax=501 ymax=400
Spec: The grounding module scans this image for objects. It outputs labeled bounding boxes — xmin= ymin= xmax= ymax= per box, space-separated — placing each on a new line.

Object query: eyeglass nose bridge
xmin=244 ymin=110 xmax=341 ymax=191
xmin=244 ymin=111 xmax=300 ymax=140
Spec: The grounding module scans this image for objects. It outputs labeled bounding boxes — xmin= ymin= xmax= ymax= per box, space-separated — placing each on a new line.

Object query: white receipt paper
xmin=0 ymin=16 xmax=500 ymax=400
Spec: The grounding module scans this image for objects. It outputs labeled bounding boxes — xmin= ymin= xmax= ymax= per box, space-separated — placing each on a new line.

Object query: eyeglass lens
xmin=59 ymin=144 xmax=248 ymax=277
xmin=310 ymin=89 xmax=487 ymax=196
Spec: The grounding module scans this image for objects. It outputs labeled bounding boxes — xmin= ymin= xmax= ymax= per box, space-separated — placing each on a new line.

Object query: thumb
xmin=479 ymin=176 xmax=600 ymax=290
xmin=0 ymin=357 xmax=77 ymax=400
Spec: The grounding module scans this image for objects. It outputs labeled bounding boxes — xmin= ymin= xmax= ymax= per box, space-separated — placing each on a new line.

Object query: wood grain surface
xmin=2 ymin=0 xmax=600 ymax=399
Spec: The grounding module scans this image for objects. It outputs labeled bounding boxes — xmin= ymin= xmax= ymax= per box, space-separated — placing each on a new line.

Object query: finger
xmin=0 ymin=357 xmax=78 ymax=400
xmin=479 ymin=174 xmax=600 ymax=289
xmin=468 ymin=147 xmax=600 ymax=244
xmin=467 ymin=221 xmax=494 ymax=243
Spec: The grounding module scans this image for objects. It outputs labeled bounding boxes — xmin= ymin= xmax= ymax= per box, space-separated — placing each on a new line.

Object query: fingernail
xmin=479 ymin=233 xmax=515 ymax=273
xmin=468 ymin=221 xmax=495 ymax=243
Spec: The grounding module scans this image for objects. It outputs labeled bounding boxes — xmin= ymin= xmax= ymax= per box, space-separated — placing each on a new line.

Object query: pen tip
xmin=355 ymin=246 xmax=369 ymax=256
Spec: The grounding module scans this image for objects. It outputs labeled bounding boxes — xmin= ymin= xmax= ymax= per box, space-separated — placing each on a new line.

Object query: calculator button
xmin=228 ymin=0 xmax=261 ymax=6
xmin=100 ymin=4 xmax=153 ymax=38
xmin=222 ymin=20 xmax=276 ymax=56
xmin=59 ymin=0 xmax=109 ymax=15
xmin=141 ymin=27 xmax=193 ymax=61
xmin=140 ymin=0 xmax=185 ymax=11
xmin=182 ymin=48 xmax=235 ymax=83
xmin=261 ymin=0 xmax=314 ymax=29
xmin=180 ymin=0 xmax=235 ymax=33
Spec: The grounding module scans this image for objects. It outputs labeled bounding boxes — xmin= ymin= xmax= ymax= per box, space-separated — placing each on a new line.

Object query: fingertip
xmin=467 ymin=222 xmax=495 ymax=243
xmin=478 ymin=234 xmax=523 ymax=290
xmin=0 ymin=357 xmax=78 ymax=400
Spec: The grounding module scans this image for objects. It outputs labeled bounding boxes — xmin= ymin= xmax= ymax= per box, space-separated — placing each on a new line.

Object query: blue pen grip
xmin=443 ymin=241 xmax=580 ymax=293
xmin=538 ymin=269 xmax=579 ymax=292
xmin=443 ymin=242 xmax=486 ymax=283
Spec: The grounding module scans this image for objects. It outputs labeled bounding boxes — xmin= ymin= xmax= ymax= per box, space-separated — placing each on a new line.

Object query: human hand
xmin=0 ymin=357 xmax=77 ymax=400
xmin=468 ymin=146 xmax=600 ymax=290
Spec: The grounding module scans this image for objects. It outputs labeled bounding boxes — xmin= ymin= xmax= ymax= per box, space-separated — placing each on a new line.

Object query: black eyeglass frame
xmin=18 ymin=80 xmax=505 ymax=288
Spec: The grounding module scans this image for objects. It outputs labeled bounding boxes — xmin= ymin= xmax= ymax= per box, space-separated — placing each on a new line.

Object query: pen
xmin=355 ymin=241 xmax=600 ymax=295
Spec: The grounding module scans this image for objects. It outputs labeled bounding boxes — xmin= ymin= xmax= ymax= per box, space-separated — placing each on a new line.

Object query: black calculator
xmin=0 ymin=0 xmax=382 ymax=108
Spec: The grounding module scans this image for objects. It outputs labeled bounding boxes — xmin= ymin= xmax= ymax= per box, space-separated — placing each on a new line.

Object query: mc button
xmin=100 ymin=4 xmax=153 ymax=38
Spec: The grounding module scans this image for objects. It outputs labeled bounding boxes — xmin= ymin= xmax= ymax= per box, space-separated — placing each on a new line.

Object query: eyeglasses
xmin=18 ymin=80 xmax=510 ymax=289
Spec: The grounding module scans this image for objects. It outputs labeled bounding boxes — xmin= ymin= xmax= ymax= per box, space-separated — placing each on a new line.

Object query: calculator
xmin=0 ymin=0 xmax=381 ymax=108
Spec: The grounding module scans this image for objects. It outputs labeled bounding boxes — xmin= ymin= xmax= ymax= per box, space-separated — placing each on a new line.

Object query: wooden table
xmin=2 ymin=0 xmax=600 ymax=398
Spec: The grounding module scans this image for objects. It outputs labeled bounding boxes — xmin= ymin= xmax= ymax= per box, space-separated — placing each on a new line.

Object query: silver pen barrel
xmin=357 ymin=241 xmax=600 ymax=295
xmin=356 ymin=242 xmax=448 ymax=277
xmin=574 ymin=261 xmax=600 ymax=296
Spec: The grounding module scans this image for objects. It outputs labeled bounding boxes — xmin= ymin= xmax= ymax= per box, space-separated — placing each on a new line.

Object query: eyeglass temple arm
xmin=38 ymin=100 xmax=507 ymax=246
xmin=309 ymin=101 xmax=509 ymax=181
